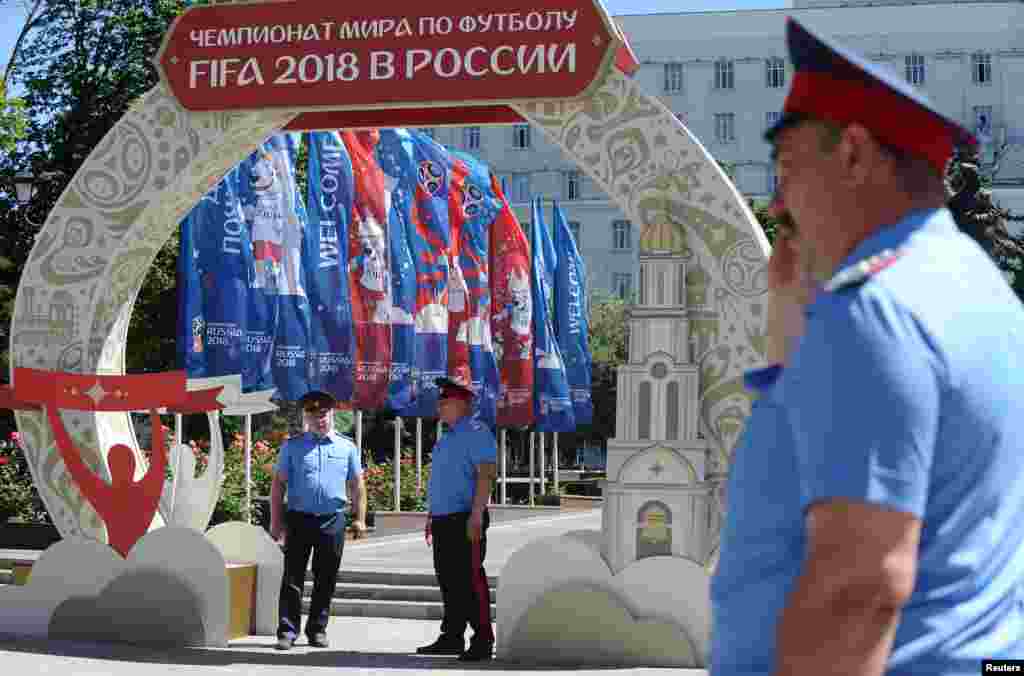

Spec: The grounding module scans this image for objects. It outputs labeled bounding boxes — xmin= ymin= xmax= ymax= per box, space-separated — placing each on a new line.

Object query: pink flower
xmin=10 ymin=432 xmax=20 ymax=443
xmin=0 ymin=456 xmax=9 ymax=465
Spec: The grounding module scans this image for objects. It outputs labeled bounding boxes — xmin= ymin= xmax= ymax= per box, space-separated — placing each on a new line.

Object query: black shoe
xmin=307 ymin=632 xmax=329 ymax=648
xmin=458 ymin=641 xmax=494 ymax=662
xmin=416 ymin=635 xmax=465 ymax=655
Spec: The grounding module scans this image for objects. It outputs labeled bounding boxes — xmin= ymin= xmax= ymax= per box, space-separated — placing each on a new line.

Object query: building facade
xmin=424 ymin=0 xmax=1024 ymax=298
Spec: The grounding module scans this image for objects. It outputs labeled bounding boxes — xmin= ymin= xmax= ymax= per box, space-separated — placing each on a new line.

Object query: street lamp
xmin=12 ymin=172 xmax=36 ymax=206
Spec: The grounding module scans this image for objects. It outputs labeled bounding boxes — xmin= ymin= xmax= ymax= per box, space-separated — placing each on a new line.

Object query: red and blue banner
xmin=489 ymin=175 xmax=534 ymax=427
xmin=530 ymin=198 xmax=575 ymax=432
xmin=375 ymin=129 xmax=418 ymax=412
xmin=344 ymin=130 xmax=393 ymax=410
xmin=450 ymin=151 xmax=501 ymax=428
xmin=553 ymin=200 xmax=592 ymax=425
xmin=305 ymin=131 xmax=356 ymax=403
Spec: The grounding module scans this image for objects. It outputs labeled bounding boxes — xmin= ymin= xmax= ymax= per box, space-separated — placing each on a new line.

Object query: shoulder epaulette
xmin=823 ymin=248 xmax=904 ymax=293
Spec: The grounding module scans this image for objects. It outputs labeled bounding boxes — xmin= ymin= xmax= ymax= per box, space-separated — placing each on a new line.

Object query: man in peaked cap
xmin=270 ymin=390 xmax=366 ymax=650
xmin=417 ymin=376 xmax=497 ymax=661
xmin=711 ymin=16 xmax=1024 ymax=676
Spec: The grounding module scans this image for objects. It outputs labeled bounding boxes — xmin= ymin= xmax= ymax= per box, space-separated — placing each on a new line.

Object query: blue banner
xmin=376 ymin=129 xmax=418 ymax=411
xmin=177 ymin=188 xmax=207 ymax=376
xmin=553 ymin=200 xmax=593 ymax=425
xmin=397 ymin=130 xmax=452 ymax=417
xmin=305 ymin=131 xmax=355 ymax=403
xmin=450 ymin=151 xmax=501 ymax=429
xmin=531 ymin=198 xmax=575 ymax=432
xmin=181 ymin=167 xmax=252 ymax=384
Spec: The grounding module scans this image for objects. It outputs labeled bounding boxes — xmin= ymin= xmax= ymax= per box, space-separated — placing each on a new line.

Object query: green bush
xmin=364 ymin=450 xmax=430 ymax=512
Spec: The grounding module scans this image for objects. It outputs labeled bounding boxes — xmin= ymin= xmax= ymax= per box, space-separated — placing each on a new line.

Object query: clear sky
xmin=0 ymin=1 xmax=790 ymax=82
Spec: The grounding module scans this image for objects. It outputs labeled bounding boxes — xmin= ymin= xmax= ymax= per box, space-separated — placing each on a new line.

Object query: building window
xmin=714 ymin=113 xmax=735 ymax=143
xmin=905 ymin=54 xmax=925 ymax=85
xmin=511 ymin=173 xmax=531 ymax=203
xmin=564 ymin=171 xmax=582 ymax=201
xmin=499 ymin=174 xmax=510 ymax=196
xmin=637 ymin=381 xmax=651 ymax=440
xmin=766 ymin=57 xmax=785 ymax=88
xmin=974 ymin=106 xmax=993 ymax=139
xmin=714 ymin=59 xmax=734 ymax=90
xmin=613 ymin=272 xmax=632 ymax=301
xmin=463 ymin=126 xmax=480 ymax=150
xmin=765 ymin=111 xmax=781 ymax=131
xmin=512 ymin=124 xmax=531 ymax=149
xmin=972 ymin=52 xmax=992 ymax=86
xmin=666 ymin=381 xmax=680 ymax=441
xmin=612 ymin=220 xmax=632 ymax=250
xmin=569 ymin=221 xmax=581 ymax=243
xmin=767 ymin=169 xmax=779 ymax=195
xmin=664 ymin=62 xmax=684 ymax=93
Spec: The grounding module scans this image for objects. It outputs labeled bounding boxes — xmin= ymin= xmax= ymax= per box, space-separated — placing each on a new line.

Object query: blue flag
xmin=376 ymin=130 xmax=418 ymax=411
xmin=396 ymin=130 xmax=452 ymax=418
xmin=531 ymin=198 xmax=575 ymax=432
xmin=553 ymin=200 xmax=593 ymax=425
xmin=180 ymin=167 xmax=252 ymax=384
xmin=450 ymin=150 xmax=502 ymax=429
xmin=305 ymin=131 xmax=355 ymax=403
xmin=177 ymin=195 xmax=206 ymax=376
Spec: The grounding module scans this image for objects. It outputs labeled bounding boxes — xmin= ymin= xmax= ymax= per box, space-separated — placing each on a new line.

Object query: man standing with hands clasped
xmin=711 ymin=17 xmax=1024 ymax=676
xmin=416 ymin=377 xmax=497 ymax=662
xmin=270 ymin=390 xmax=366 ymax=651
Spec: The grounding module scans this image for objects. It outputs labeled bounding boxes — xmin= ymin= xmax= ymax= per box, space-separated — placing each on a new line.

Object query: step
xmin=327 ymin=569 xmax=498 ymax=589
xmin=304 ymin=598 xmax=496 ymax=622
xmin=306 ymin=581 xmax=496 ymax=604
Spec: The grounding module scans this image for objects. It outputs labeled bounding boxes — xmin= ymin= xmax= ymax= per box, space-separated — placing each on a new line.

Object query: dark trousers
xmin=277 ymin=510 xmax=345 ymax=640
xmin=432 ymin=510 xmax=493 ymax=645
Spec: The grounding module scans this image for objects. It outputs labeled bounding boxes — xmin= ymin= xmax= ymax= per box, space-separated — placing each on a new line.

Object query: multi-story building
xmin=425 ymin=1 xmax=1024 ymax=297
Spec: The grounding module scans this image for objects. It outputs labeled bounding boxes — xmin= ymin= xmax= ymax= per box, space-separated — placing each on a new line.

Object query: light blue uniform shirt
xmin=428 ymin=416 xmax=497 ymax=516
xmin=711 ymin=365 xmax=804 ymax=676
xmin=275 ymin=432 xmax=361 ymax=515
xmin=713 ymin=208 xmax=1024 ymax=675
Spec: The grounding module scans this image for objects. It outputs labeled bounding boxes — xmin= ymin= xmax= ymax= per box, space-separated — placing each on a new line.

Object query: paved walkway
xmin=341 ymin=508 xmax=603 ymax=576
xmin=0 ymin=510 xmax=708 ymax=674
xmin=1 ymin=617 xmax=706 ymax=675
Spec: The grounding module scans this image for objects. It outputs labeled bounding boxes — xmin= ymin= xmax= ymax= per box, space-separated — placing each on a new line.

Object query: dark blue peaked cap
xmin=765 ymin=17 xmax=976 ymax=174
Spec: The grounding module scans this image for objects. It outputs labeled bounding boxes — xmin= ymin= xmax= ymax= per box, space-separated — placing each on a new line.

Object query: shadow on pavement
xmin=0 ymin=636 xmax=628 ymax=672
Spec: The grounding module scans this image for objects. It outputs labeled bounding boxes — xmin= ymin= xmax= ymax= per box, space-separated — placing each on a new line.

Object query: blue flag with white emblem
xmin=553 ymin=200 xmax=592 ymax=425
xmin=376 ymin=130 xmax=418 ymax=411
xmin=181 ymin=167 xmax=253 ymax=385
xmin=450 ymin=151 xmax=501 ymax=429
xmin=305 ymin=131 xmax=355 ymax=402
xmin=531 ymin=198 xmax=575 ymax=432
xmin=237 ymin=134 xmax=311 ymax=400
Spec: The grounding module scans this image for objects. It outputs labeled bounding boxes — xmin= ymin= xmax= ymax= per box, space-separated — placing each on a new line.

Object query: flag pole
xmin=529 ymin=431 xmax=535 ymax=507
xmin=500 ymin=428 xmax=507 ymax=505
xmin=416 ymin=417 xmax=423 ymax=495
xmin=394 ymin=417 xmax=402 ymax=512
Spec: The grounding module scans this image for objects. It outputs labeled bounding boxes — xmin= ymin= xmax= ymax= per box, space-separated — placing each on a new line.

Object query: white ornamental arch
xmin=11 ymin=70 xmax=768 ymax=543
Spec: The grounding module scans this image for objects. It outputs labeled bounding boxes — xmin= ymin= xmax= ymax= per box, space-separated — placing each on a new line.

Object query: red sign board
xmin=157 ymin=0 xmax=620 ymax=113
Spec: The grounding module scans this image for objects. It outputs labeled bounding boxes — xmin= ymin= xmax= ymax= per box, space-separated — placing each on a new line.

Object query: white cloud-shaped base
xmin=496 ymin=530 xmax=711 ymax=668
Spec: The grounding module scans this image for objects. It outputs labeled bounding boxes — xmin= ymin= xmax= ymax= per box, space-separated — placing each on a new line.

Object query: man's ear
xmin=836 ymin=123 xmax=878 ymax=188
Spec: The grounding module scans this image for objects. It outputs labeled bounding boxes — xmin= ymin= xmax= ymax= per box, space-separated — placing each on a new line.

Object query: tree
xmin=0 ymin=0 xmax=190 ymax=380
xmin=946 ymin=148 xmax=1024 ymax=301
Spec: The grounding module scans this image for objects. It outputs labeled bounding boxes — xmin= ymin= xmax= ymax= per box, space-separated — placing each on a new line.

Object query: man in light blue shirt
xmin=712 ymin=17 xmax=1024 ymax=676
xmin=270 ymin=390 xmax=365 ymax=650
xmin=417 ymin=377 xmax=497 ymax=662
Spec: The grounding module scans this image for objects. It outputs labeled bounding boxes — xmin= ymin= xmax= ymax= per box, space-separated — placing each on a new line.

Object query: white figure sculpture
xmin=158 ymin=411 xmax=225 ymax=533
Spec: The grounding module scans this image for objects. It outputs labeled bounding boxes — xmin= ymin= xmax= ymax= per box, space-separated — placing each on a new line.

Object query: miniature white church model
xmin=602 ymin=249 xmax=716 ymax=574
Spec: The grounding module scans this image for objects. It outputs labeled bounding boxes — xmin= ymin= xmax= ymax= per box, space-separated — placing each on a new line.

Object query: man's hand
xmin=350 ymin=520 xmax=367 ymax=540
xmin=425 ymin=518 xmax=433 ymax=547
xmin=467 ymin=509 xmax=484 ymax=544
xmin=766 ymin=225 xmax=815 ymax=365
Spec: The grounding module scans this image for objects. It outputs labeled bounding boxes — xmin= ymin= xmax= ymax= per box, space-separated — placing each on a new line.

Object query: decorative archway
xmin=10 ymin=3 xmax=769 ymax=543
